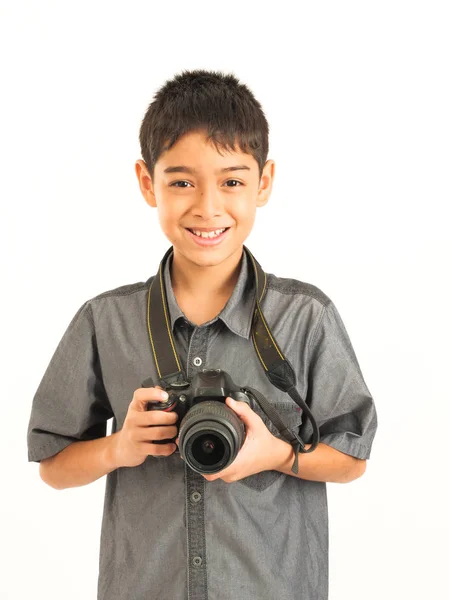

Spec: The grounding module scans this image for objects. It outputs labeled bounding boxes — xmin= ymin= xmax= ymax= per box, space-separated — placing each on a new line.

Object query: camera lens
xmin=203 ymin=439 xmax=215 ymax=453
xmin=192 ymin=434 xmax=224 ymax=466
xmin=178 ymin=401 xmax=245 ymax=474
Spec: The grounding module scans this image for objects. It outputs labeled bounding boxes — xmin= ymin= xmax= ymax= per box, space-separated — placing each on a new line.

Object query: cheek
xmin=235 ymin=205 xmax=257 ymax=228
xmin=156 ymin=204 xmax=179 ymax=228
xmin=230 ymin=194 xmax=255 ymax=215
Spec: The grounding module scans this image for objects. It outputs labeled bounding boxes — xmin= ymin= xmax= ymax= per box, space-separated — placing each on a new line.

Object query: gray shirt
xmin=27 ymin=248 xmax=377 ymax=600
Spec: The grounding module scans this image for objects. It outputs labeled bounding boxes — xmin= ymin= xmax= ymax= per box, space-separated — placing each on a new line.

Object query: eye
xmin=169 ymin=179 xmax=243 ymax=188
xmin=170 ymin=181 xmax=192 ymax=188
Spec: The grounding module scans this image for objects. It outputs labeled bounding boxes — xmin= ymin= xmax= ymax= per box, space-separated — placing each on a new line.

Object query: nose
xmin=192 ymin=186 xmax=224 ymax=220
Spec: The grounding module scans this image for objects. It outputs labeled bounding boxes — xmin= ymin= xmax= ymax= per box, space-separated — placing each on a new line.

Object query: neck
xmin=170 ymin=246 xmax=244 ymax=298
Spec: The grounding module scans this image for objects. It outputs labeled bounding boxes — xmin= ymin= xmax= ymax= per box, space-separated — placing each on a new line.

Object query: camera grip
xmin=146 ymin=398 xmax=179 ymax=446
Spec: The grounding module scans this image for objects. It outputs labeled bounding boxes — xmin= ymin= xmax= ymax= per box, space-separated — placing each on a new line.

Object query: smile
xmin=185 ymin=227 xmax=231 ymax=246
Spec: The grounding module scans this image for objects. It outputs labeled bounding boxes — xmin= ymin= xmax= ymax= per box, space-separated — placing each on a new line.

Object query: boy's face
xmin=136 ymin=130 xmax=274 ymax=269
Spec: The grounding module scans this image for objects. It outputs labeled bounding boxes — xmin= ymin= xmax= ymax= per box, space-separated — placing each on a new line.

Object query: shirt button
xmin=193 ymin=556 xmax=202 ymax=567
xmin=193 ymin=357 xmax=202 ymax=366
xmin=191 ymin=491 xmax=202 ymax=503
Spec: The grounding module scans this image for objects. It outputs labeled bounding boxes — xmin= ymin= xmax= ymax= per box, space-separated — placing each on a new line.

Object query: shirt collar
xmin=162 ymin=248 xmax=256 ymax=339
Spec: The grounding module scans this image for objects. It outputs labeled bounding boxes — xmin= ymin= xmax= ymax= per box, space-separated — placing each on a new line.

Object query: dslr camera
xmin=145 ymin=369 xmax=252 ymax=475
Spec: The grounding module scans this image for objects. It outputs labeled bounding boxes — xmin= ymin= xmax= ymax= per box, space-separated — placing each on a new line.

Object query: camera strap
xmin=145 ymin=245 xmax=320 ymax=474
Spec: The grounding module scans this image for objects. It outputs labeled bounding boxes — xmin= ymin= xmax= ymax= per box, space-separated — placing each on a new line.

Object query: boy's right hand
xmin=112 ymin=386 xmax=178 ymax=468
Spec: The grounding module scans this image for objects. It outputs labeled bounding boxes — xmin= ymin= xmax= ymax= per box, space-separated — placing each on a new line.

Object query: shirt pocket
xmin=238 ymin=400 xmax=304 ymax=492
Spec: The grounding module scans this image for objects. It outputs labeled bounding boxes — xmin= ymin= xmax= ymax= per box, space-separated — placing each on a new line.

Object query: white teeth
xmin=191 ymin=228 xmax=226 ymax=238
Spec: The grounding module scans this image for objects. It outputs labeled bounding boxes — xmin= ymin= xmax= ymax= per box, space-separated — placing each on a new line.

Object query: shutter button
xmin=193 ymin=357 xmax=202 ymax=366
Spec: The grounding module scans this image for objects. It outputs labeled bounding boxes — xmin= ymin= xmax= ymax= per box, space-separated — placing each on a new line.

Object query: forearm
xmin=39 ymin=432 xmax=121 ymax=490
xmin=272 ymin=439 xmax=366 ymax=483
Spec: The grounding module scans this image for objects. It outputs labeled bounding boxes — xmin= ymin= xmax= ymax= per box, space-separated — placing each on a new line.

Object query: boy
xmin=27 ymin=69 xmax=377 ymax=600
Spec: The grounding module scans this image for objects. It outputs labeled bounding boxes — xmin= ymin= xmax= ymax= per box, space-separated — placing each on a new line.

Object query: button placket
xmin=185 ymin=326 xmax=210 ymax=599
xmin=186 ymin=326 xmax=208 ymax=378
xmin=186 ymin=467 xmax=207 ymax=598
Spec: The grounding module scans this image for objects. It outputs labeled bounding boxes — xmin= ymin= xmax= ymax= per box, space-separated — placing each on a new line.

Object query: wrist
xmin=271 ymin=437 xmax=295 ymax=474
xmin=105 ymin=431 xmax=123 ymax=471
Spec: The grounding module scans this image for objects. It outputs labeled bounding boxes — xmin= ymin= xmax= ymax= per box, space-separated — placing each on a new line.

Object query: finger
xmin=136 ymin=425 xmax=178 ymax=442
xmin=141 ymin=441 xmax=177 ymax=456
xmin=226 ymin=397 xmax=252 ymax=423
xmin=131 ymin=386 xmax=169 ymax=411
xmin=135 ymin=409 xmax=178 ymax=426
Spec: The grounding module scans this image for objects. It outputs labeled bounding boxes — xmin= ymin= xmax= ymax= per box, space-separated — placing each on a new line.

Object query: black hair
xmin=139 ymin=69 xmax=269 ymax=182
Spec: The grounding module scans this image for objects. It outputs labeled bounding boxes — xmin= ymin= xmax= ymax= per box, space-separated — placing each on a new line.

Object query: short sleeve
xmin=299 ymin=300 xmax=378 ymax=460
xmin=27 ymin=300 xmax=114 ymax=463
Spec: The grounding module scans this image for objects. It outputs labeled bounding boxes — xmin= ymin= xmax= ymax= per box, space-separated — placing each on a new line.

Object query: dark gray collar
xmin=163 ymin=249 xmax=256 ymax=339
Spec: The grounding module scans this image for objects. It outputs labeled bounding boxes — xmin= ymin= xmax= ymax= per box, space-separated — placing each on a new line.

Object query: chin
xmin=173 ymin=239 xmax=243 ymax=268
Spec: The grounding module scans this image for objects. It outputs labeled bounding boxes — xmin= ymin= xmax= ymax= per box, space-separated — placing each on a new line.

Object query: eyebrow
xmin=163 ymin=165 xmax=251 ymax=175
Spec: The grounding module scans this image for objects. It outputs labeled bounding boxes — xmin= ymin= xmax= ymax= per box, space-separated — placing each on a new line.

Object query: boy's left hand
xmin=176 ymin=397 xmax=281 ymax=482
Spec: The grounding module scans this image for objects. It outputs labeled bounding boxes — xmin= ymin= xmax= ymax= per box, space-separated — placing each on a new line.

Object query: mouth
xmin=184 ymin=227 xmax=232 ymax=246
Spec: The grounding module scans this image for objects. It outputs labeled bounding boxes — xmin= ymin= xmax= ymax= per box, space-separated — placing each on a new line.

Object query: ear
xmin=256 ymin=159 xmax=275 ymax=208
xmin=135 ymin=159 xmax=157 ymax=208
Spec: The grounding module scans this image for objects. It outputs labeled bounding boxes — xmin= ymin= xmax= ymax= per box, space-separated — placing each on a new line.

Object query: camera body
xmin=145 ymin=369 xmax=251 ymax=475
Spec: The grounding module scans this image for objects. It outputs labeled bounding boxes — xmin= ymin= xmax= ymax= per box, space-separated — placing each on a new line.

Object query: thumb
xmin=226 ymin=397 xmax=252 ymax=423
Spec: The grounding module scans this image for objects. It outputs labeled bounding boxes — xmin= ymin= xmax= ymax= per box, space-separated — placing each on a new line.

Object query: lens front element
xmin=179 ymin=401 xmax=245 ymax=474
xmin=192 ymin=432 xmax=227 ymax=467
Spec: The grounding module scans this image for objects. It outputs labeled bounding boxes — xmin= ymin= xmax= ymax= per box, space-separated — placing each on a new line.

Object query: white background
xmin=1 ymin=1 xmax=449 ymax=598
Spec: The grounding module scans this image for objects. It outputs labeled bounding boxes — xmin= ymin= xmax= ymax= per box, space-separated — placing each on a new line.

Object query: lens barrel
xmin=178 ymin=400 xmax=245 ymax=474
